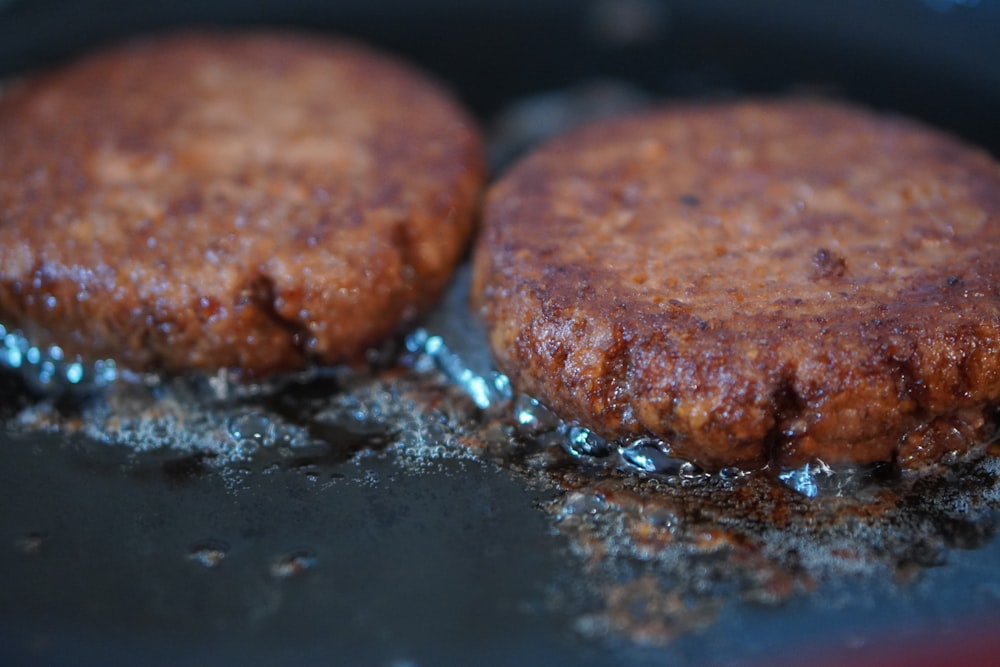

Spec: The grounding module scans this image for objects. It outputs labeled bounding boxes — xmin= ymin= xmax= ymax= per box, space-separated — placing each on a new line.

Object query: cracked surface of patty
xmin=472 ymin=99 xmax=1000 ymax=471
xmin=0 ymin=31 xmax=484 ymax=377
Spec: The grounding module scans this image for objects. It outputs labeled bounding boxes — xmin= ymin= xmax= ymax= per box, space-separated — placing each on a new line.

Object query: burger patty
xmin=472 ymin=99 xmax=1000 ymax=471
xmin=0 ymin=31 xmax=484 ymax=378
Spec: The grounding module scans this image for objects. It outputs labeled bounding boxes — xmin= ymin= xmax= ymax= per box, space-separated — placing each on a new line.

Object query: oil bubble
xmin=491 ymin=373 xmax=513 ymax=401
xmin=778 ymin=460 xmax=833 ymax=498
xmin=513 ymin=395 xmax=562 ymax=436
xmin=640 ymin=505 xmax=678 ymax=528
xmin=3 ymin=333 xmax=23 ymax=368
xmin=778 ymin=460 xmax=895 ymax=498
xmin=404 ymin=327 xmax=508 ymax=409
xmin=1 ymin=325 xmax=117 ymax=390
xmin=619 ymin=438 xmax=687 ymax=475
xmin=565 ymin=426 xmax=613 ymax=458
xmin=678 ymin=461 xmax=705 ymax=479
xmin=556 ymin=491 xmax=607 ymax=520
xmin=228 ymin=413 xmax=273 ymax=446
xmin=718 ymin=466 xmax=747 ymax=482
xmin=270 ymin=550 xmax=317 ymax=578
xmin=186 ymin=540 xmax=229 ymax=568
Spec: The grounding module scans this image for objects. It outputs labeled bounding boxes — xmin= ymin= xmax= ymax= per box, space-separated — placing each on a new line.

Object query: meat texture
xmin=473 ymin=100 xmax=1000 ymax=470
xmin=0 ymin=31 xmax=484 ymax=377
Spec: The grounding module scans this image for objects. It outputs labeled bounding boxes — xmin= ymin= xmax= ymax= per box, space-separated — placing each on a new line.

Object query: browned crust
xmin=472 ymin=99 xmax=1000 ymax=471
xmin=0 ymin=30 xmax=484 ymax=377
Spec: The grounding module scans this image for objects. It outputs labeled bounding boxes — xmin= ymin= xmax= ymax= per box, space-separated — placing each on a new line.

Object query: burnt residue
xmin=934 ymin=516 xmax=996 ymax=551
xmin=463 ymin=400 xmax=1000 ymax=646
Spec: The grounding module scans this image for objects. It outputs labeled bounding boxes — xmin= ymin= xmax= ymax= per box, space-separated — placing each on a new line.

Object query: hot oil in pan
xmin=413 ymin=342 xmax=1000 ymax=647
xmin=1 ymin=358 xmax=590 ymax=664
xmin=5 ymin=304 xmax=1000 ymax=655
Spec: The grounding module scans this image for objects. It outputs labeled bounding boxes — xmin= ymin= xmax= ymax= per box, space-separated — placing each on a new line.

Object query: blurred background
xmin=1 ymin=0 xmax=999 ymax=154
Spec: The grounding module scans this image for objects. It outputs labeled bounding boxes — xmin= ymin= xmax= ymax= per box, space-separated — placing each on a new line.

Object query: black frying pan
xmin=2 ymin=2 xmax=1000 ymax=666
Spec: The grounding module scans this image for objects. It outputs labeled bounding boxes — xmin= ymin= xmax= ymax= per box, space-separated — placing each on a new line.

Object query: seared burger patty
xmin=473 ymin=99 xmax=1000 ymax=471
xmin=0 ymin=31 xmax=484 ymax=378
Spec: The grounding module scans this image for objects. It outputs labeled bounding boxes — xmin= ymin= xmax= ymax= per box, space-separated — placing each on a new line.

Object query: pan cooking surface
xmin=3 ymin=2 xmax=1000 ymax=665
xmin=3 ymin=272 xmax=1000 ymax=667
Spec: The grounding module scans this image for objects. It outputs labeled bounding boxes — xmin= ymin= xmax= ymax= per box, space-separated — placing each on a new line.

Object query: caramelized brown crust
xmin=473 ymin=100 xmax=1000 ymax=471
xmin=0 ymin=31 xmax=484 ymax=377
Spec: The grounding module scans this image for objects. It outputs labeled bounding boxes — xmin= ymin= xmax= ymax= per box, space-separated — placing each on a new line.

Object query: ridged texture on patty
xmin=0 ymin=31 xmax=484 ymax=377
xmin=473 ymin=100 xmax=1000 ymax=471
